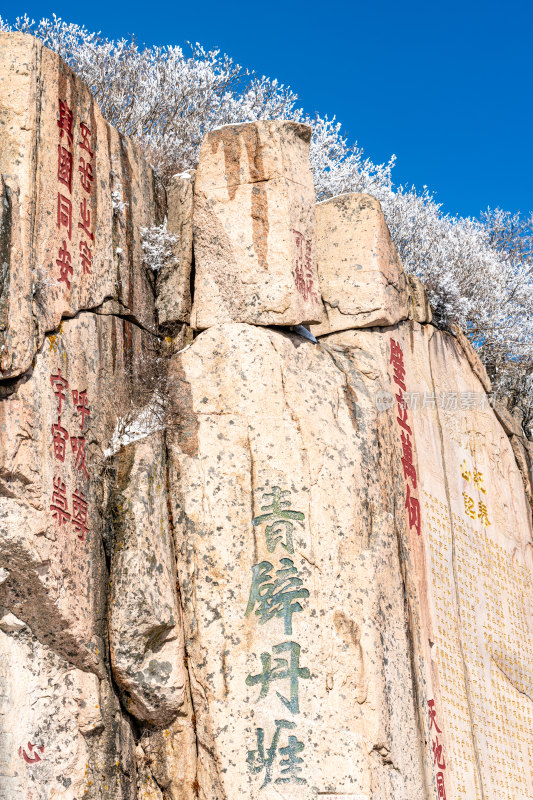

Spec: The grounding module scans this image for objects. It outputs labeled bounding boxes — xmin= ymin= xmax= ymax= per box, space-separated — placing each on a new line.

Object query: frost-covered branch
xmin=2 ymin=14 xmax=531 ymax=433
xmin=140 ymin=220 xmax=179 ymax=273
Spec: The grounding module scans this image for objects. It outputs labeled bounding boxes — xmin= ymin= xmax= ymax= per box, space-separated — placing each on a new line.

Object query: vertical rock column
xmin=108 ymin=432 xmax=187 ymax=727
xmin=190 ymin=120 xmax=323 ymax=329
xmin=315 ymin=194 xmax=533 ymax=800
xmin=0 ymin=313 xmax=151 ymax=800
xmin=0 ymin=31 xmax=175 ymax=800
xmin=165 ymin=322 xmax=428 ymax=799
xmin=0 ymin=31 xmax=161 ymax=381
xmin=310 ymin=192 xmax=410 ymax=336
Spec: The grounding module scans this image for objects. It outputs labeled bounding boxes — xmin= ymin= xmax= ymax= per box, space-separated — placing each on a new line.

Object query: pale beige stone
xmin=0 ymin=32 xmax=161 ymax=380
xmin=156 ymin=172 xmax=195 ymax=329
xmin=492 ymin=399 xmax=524 ymax=438
xmin=324 ymin=321 xmax=533 ymax=800
xmin=109 ymin=432 xmax=187 ymax=726
xmin=0 ymin=625 xmax=137 ymax=800
xmin=451 ymin=322 xmax=492 ymax=393
xmin=407 ymin=273 xmax=433 ymax=323
xmin=190 ymin=121 xmax=322 ymax=329
xmin=0 ymin=312 xmax=153 ymax=673
xmin=137 ymin=747 xmax=165 ymax=800
xmin=166 ymin=323 xmax=426 ymax=799
xmin=509 ymin=434 xmax=533 ymax=511
xmin=309 ymin=193 xmax=410 ymax=336
xmin=138 ymin=688 xmax=197 ymax=800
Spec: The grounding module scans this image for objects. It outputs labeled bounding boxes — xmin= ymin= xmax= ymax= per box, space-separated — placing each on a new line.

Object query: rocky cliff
xmin=0 ymin=33 xmax=531 ymax=800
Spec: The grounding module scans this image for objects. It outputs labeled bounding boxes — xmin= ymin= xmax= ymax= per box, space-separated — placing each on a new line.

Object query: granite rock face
xmin=310 ymin=193 xmax=410 ymax=336
xmin=407 ymin=273 xmax=432 ymax=324
xmin=161 ymin=318 xmax=532 ymax=800
xmin=190 ymin=120 xmax=323 ymax=329
xmin=0 ymin=312 xmax=155 ymax=675
xmin=166 ymin=323 xmax=428 ymax=799
xmin=1 ymin=33 xmax=532 ymax=800
xmin=0 ymin=622 xmax=137 ymax=800
xmin=0 ymin=34 xmax=170 ymax=800
xmin=322 ymin=323 xmax=533 ymax=800
xmin=0 ymin=32 xmax=162 ymax=380
xmin=109 ymin=432 xmax=186 ymax=726
xmin=155 ymin=171 xmax=195 ymax=330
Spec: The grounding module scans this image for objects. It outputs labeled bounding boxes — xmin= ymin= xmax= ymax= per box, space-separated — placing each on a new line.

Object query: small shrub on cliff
xmin=1 ymin=14 xmax=531 ymax=433
xmin=140 ymin=220 xmax=179 ymax=274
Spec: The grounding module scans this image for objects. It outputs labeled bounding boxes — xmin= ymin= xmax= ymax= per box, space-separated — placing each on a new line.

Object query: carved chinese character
xmin=405 ymin=484 xmax=421 ymax=535
xmin=79 ymin=241 xmax=92 ymax=275
xmin=436 ymin=772 xmax=447 ymax=799
xmin=390 ymin=338 xmax=406 ymax=391
xmin=478 ymin=501 xmax=491 ymax=527
xmin=293 ymin=230 xmax=306 ymax=296
xmin=72 ymin=389 xmax=91 ymax=431
xmin=56 ymin=240 xmax=73 ymax=289
xmin=462 ymin=492 xmax=476 ymax=520
xmin=72 ymin=489 xmax=89 ymax=540
xmin=78 ymin=156 xmax=93 ymax=193
xmin=50 ymin=370 xmax=69 ymax=415
xmin=50 ymin=477 xmax=70 ymax=526
xmin=51 ymin=417 xmax=69 ymax=461
xmin=247 ymin=719 xmax=305 ymax=788
xmin=71 ymin=436 xmax=89 ymax=479
xmin=428 ymin=699 xmax=442 ymax=733
xmin=57 ymin=99 xmax=73 ymax=146
xmin=18 ymin=742 xmax=44 ymax=764
xmin=78 ymin=197 xmax=94 ymax=241
xmin=292 ymin=230 xmax=316 ymax=301
xmin=473 ymin=468 xmax=486 ymax=494
xmin=246 ymin=641 xmax=310 ymax=714
xmin=277 ymin=733 xmax=305 ymax=785
xmin=396 ymin=400 xmax=412 ymax=434
xmin=245 ymin=559 xmax=309 ymax=635
xmin=460 ymin=460 xmax=471 ymax=482
xmin=57 ymin=194 xmax=72 ymax=240
xmin=57 ymin=145 xmax=73 ymax=193
xmin=79 ymin=122 xmax=94 ymax=158
xmin=432 ymin=736 xmax=446 ymax=770
xmin=294 ymin=263 xmax=305 ymax=297
xmin=253 ymin=487 xmax=304 ymax=554
xmin=400 ymin=430 xmax=417 ymax=488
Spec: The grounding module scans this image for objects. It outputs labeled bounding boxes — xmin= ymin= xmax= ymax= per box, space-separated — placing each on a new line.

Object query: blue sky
xmin=2 ymin=0 xmax=531 ymax=219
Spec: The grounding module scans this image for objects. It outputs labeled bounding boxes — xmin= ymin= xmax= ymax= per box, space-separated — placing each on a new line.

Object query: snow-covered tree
xmin=1 ymin=15 xmax=531 ymax=434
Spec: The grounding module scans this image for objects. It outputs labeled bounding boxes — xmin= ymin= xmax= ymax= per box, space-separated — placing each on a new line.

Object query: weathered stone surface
xmin=109 ymin=432 xmax=186 ymax=726
xmin=407 ymin=273 xmax=432 ymax=323
xmin=167 ymin=323 xmax=427 ymax=799
xmin=509 ymin=434 xmax=533 ymax=511
xmin=310 ymin=193 xmax=410 ymax=336
xmin=0 ymin=312 xmax=153 ymax=673
xmin=450 ymin=323 xmax=492 ymax=394
xmin=190 ymin=121 xmax=322 ymax=329
xmin=0 ymin=32 xmax=161 ymax=380
xmin=137 ymin=685 xmax=197 ymax=800
xmin=323 ymin=321 xmax=533 ymax=800
xmin=1 ymin=35 xmax=532 ymax=799
xmin=0 ymin=622 xmax=137 ymax=800
xmin=156 ymin=172 xmax=195 ymax=329
xmin=492 ymin=398 xmax=524 ymax=438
